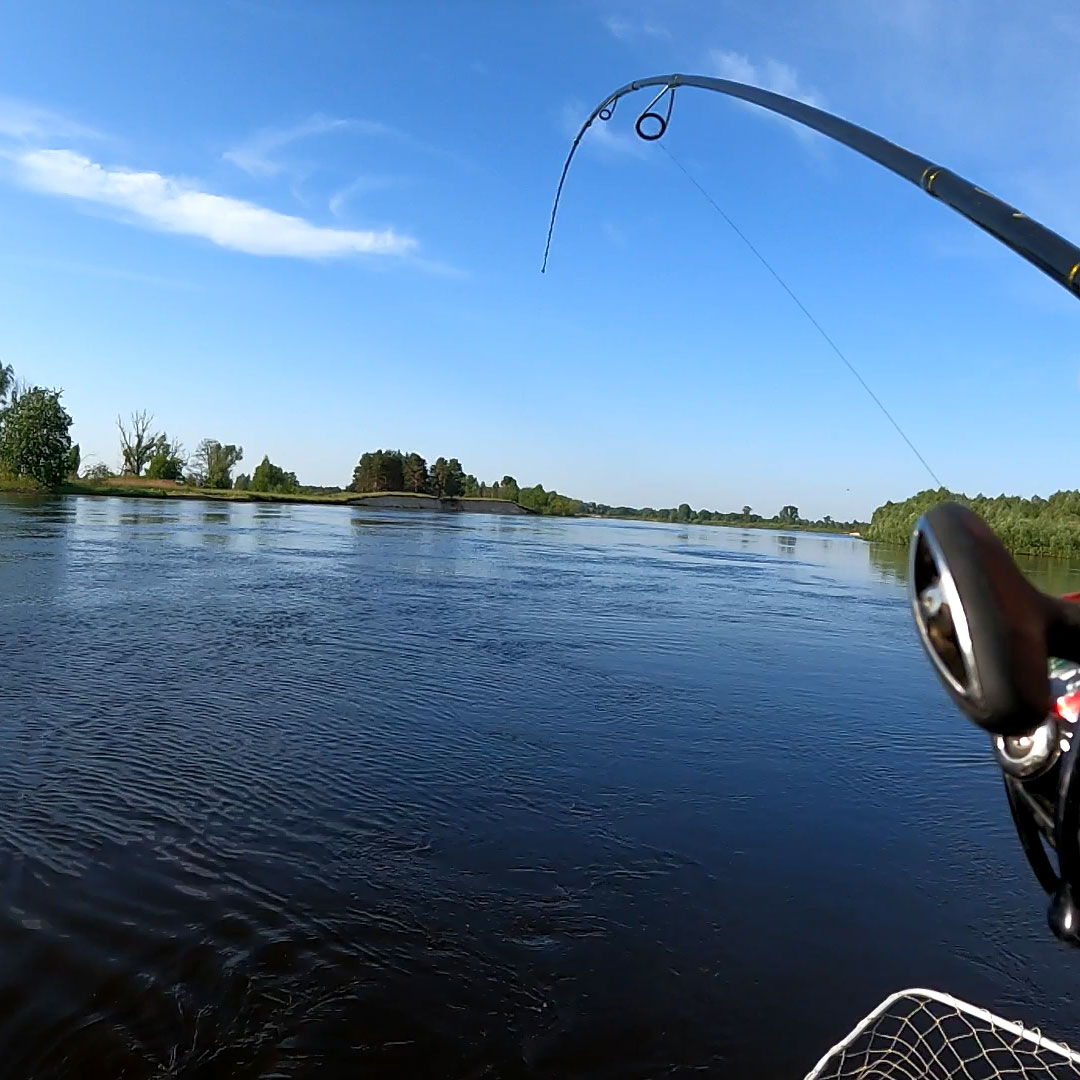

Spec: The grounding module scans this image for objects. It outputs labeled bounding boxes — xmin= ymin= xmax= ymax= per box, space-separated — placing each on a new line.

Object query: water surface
xmin=2 ymin=496 xmax=1079 ymax=1078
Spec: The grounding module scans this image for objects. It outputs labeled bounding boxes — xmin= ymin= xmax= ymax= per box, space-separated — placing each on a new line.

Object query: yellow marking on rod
xmin=1069 ymin=263 xmax=1080 ymax=290
xmin=922 ymin=168 xmax=940 ymax=193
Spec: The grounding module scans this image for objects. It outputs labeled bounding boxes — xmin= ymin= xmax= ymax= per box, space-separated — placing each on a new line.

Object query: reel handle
xmin=910 ymin=503 xmax=1080 ymax=736
xmin=909 ymin=504 xmax=1080 ymax=944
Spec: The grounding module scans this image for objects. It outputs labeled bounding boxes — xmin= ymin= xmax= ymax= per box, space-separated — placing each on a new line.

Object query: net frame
xmin=804 ymin=988 xmax=1080 ymax=1079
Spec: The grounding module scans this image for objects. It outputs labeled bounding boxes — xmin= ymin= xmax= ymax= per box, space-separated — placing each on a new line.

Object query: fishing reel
xmin=910 ymin=504 xmax=1080 ymax=944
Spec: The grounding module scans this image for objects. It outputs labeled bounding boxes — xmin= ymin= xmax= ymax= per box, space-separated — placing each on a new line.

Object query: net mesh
xmin=805 ymin=989 xmax=1080 ymax=1080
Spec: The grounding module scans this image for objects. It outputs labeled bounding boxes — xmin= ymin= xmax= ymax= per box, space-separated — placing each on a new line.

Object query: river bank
xmin=0 ymin=478 xmax=533 ymax=514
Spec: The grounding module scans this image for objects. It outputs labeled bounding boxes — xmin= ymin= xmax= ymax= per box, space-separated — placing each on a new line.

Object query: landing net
xmin=804 ymin=988 xmax=1080 ymax=1079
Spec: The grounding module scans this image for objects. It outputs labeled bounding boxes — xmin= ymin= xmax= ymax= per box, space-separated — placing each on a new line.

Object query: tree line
xmin=588 ymin=502 xmax=867 ymax=531
xmin=0 ymin=365 xmax=866 ymax=531
xmin=349 ymin=448 xmax=526 ymax=502
xmin=869 ymin=488 xmax=1080 ymax=557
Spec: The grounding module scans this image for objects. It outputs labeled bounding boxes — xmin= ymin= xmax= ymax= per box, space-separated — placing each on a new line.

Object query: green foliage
xmin=868 ymin=487 xmax=1080 ymax=557
xmin=66 ymin=443 xmax=81 ymax=479
xmin=403 ymin=453 xmax=428 ymax=493
xmin=193 ymin=439 xmax=243 ymax=489
xmin=0 ymin=363 xmax=13 ymax=407
xmin=83 ymin=462 xmax=113 ymax=481
xmin=429 ymin=456 xmax=458 ymax=497
xmin=146 ymin=436 xmax=186 ymax=481
xmin=425 ymin=456 xmax=464 ymax=497
xmin=0 ymin=386 xmax=73 ymax=488
xmin=517 ymin=484 xmax=584 ymax=516
xmin=352 ymin=449 xmax=405 ymax=493
xmin=501 ymin=475 xmax=520 ymax=502
xmin=446 ymin=458 xmax=465 ymax=497
xmin=595 ymin=501 xmax=861 ymax=530
xmin=250 ymin=455 xmax=298 ymax=494
xmin=234 ymin=473 xmax=251 ymax=491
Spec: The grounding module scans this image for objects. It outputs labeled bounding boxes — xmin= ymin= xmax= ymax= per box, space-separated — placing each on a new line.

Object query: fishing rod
xmin=547 ymin=74 xmax=1080 ymax=950
xmin=544 ymin=72 xmax=1080 ymax=300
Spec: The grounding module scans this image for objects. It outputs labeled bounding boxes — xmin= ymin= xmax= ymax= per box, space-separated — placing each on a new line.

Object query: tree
xmin=0 ymin=386 xmax=73 ymax=487
xmin=430 ymin=456 xmax=451 ymax=497
xmin=192 ymin=439 xmax=243 ymax=489
xmin=83 ymin=462 xmax=113 ymax=481
xmin=234 ymin=473 xmax=251 ymax=491
xmin=501 ymin=475 xmax=520 ymax=502
xmin=250 ymin=455 xmax=298 ymax=493
xmin=66 ymin=443 xmax=81 ymax=479
xmin=778 ymin=505 xmax=800 ymax=524
xmin=146 ymin=436 xmax=186 ymax=481
xmin=463 ymin=473 xmax=480 ymax=497
xmin=402 ymin=453 xmax=428 ymax=493
xmin=0 ymin=363 xmax=13 ymax=407
xmin=742 ymin=505 xmax=752 ymax=518
xmin=677 ymin=503 xmax=693 ymax=522
xmin=444 ymin=457 xmax=465 ymax=497
xmin=117 ymin=410 xmax=160 ymax=476
xmin=351 ymin=449 xmax=404 ymax=493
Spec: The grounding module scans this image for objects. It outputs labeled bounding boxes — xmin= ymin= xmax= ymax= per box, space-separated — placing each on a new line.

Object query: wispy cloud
xmin=225 ymin=111 xmax=475 ymax=182
xmin=707 ymin=50 xmax=826 ymax=146
xmin=0 ymin=97 xmax=101 ymax=143
xmin=10 ymin=149 xmax=416 ymax=259
xmin=561 ymin=101 xmax=645 ymax=158
xmin=605 ymin=15 xmax=671 ymax=42
xmin=328 ymin=174 xmax=406 ymax=217
xmin=708 ymin=50 xmax=824 ymax=109
xmin=224 ymin=114 xmax=392 ymax=177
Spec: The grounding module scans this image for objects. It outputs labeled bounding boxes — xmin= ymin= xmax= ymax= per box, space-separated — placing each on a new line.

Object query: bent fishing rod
xmin=543 ymin=72 xmax=1080 ymax=301
xmin=547 ymin=74 xmax=1080 ymax=948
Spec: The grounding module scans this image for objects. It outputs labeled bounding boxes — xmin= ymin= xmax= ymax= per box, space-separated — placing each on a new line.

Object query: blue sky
xmin=1 ymin=0 xmax=1078 ymax=519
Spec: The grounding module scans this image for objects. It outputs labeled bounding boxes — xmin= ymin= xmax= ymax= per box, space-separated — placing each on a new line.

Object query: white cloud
xmin=605 ymin=16 xmax=671 ymax=41
xmin=707 ymin=50 xmax=826 ymax=146
xmin=561 ymin=101 xmax=645 ymax=158
xmin=0 ymin=97 xmax=100 ymax=143
xmin=223 ymin=113 xmax=391 ymax=177
xmin=708 ymin=50 xmax=824 ymax=109
xmin=11 ymin=148 xmax=416 ymax=259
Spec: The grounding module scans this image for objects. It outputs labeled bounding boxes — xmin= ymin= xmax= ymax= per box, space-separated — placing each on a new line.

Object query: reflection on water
xmin=119 ymin=512 xmax=176 ymax=527
xmin=868 ymin=541 xmax=910 ymax=586
xmin=867 ymin=536 xmax=1080 ymax=597
xmin=2 ymin=496 xmax=1080 ymax=1077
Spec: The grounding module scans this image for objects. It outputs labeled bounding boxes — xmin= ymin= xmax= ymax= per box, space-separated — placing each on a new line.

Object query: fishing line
xmin=656 ymin=141 xmax=945 ymax=489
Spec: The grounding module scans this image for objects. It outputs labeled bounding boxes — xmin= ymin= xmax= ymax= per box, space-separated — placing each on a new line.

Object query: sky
xmin=1 ymin=0 xmax=1079 ymax=520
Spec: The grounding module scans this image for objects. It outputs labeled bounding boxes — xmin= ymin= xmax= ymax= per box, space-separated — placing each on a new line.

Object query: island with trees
xmin=0 ymin=361 xmax=869 ymax=533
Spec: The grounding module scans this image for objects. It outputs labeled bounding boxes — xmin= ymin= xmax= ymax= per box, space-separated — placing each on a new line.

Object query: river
xmin=1 ymin=495 xmax=1079 ymax=1078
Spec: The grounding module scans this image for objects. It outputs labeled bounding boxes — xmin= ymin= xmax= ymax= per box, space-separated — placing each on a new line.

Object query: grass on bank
xmin=54 ymin=477 xmax=525 ymax=508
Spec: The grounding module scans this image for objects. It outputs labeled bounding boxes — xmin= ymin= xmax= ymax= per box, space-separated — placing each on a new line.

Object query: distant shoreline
xmin=0 ymin=480 xmax=534 ymax=515
xmin=0 ymin=480 xmax=868 ymax=536
xmin=586 ymin=514 xmax=864 ymax=539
